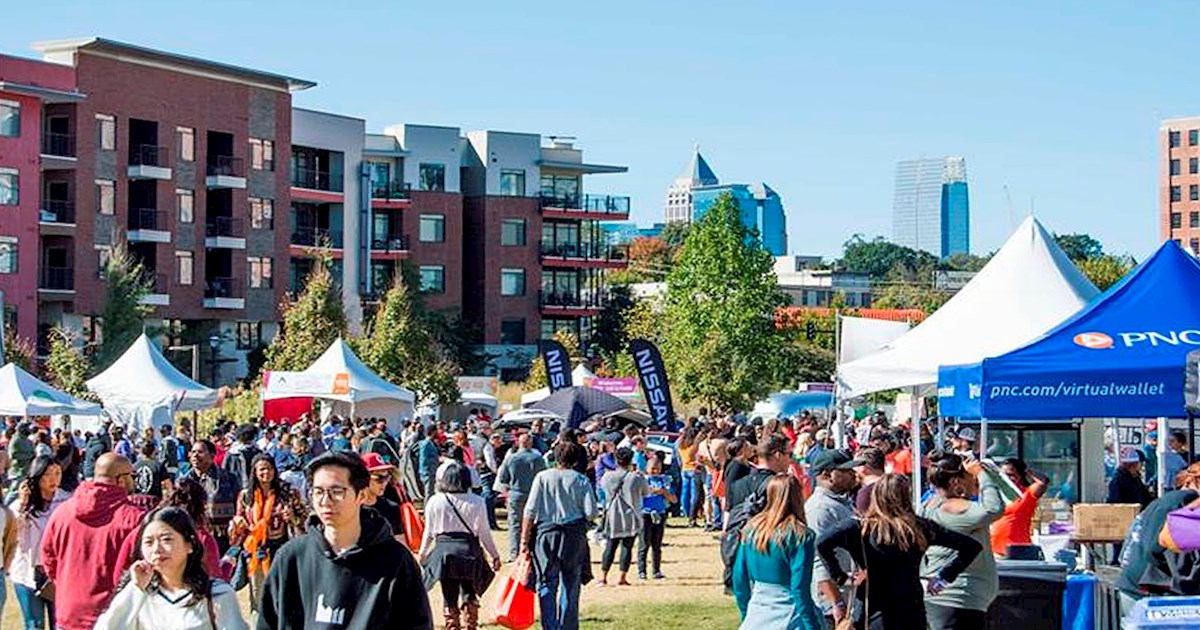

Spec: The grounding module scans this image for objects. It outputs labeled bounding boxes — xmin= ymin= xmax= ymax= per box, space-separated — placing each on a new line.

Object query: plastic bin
xmin=1124 ymin=596 xmax=1200 ymax=629
xmin=984 ymin=560 xmax=1068 ymax=630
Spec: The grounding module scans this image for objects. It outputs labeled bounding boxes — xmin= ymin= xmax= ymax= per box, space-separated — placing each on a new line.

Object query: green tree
xmin=94 ymin=241 xmax=152 ymax=372
xmin=1077 ymin=254 xmax=1134 ymax=291
xmin=265 ymin=257 xmax=347 ymax=371
xmin=839 ymin=235 xmax=939 ymax=281
xmin=524 ymin=330 xmax=583 ymax=390
xmin=774 ymin=341 xmax=836 ymax=387
xmin=872 ymin=282 xmax=952 ymax=313
xmin=663 ymin=192 xmax=789 ymax=410
xmin=591 ymin=284 xmax=636 ymax=359
xmin=660 ymin=222 xmax=691 ymax=250
xmin=44 ymin=327 xmax=92 ymax=397
xmin=1054 ymin=233 xmax=1104 ymax=261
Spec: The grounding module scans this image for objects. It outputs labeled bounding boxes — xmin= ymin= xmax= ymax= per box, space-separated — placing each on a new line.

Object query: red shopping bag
xmin=492 ymin=556 xmax=536 ymax=629
xmin=399 ymin=500 xmax=424 ymax=552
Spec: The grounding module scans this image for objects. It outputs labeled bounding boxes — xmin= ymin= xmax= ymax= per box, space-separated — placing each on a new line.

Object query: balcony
xmin=204 ymin=277 xmax=245 ymax=309
xmin=370 ymin=233 xmax=409 ymax=256
xmin=205 ymin=216 xmax=246 ymax=249
xmin=206 ymin=156 xmax=246 ymax=189
xmin=291 ymin=227 xmax=343 ymax=249
xmin=370 ymin=181 xmax=411 ymax=209
xmin=128 ymin=145 xmax=172 ymax=180
xmin=139 ymin=272 xmax=170 ymax=307
xmin=40 ymin=132 xmax=76 ymax=160
xmin=291 ymin=167 xmax=341 ymax=193
xmin=539 ymin=193 xmax=631 ymax=218
xmin=539 ymin=290 xmax=605 ymax=314
xmin=128 ymin=208 xmax=171 ymax=243
xmin=539 ymin=241 xmax=628 ymax=268
xmin=38 ymin=266 xmax=74 ymax=295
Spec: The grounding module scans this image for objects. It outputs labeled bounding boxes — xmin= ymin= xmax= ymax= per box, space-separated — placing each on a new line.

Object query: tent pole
xmin=910 ymin=386 xmax=922 ymax=508
xmin=937 ymin=415 xmax=946 ymax=451
xmin=980 ymin=417 xmax=989 ymax=461
xmin=1158 ymin=416 xmax=1168 ymax=497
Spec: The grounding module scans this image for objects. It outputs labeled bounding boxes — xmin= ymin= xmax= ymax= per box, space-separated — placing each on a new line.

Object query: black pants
xmin=441 ymin=578 xmax=477 ymax=609
xmin=600 ymin=535 xmax=636 ymax=573
xmin=637 ymin=514 xmax=665 ymax=575
xmin=925 ymin=603 xmax=986 ymax=630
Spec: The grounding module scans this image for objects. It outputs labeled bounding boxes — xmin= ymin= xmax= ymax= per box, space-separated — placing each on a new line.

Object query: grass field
xmin=0 ymin=517 xmax=739 ymax=630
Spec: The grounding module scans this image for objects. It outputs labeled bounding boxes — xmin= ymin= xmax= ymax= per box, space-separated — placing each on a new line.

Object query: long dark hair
xmin=249 ymin=453 xmax=287 ymax=500
xmin=164 ymin=477 xmax=210 ymax=529
xmin=121 ymin=507 xmax=211 ymax=603
xmin=862 ymin=474 xmax=928 ymax=553
xmin=22 ymin=455 xmax=61 ymax=516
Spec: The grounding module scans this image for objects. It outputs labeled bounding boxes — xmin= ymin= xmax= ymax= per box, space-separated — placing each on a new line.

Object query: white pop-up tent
xmin=263 ymin=338 xmax=415 ymax=431
xmin=836 ymin=217 xmax=1100 ymax=398
xmin=520 ymin=364 xmax=600 ymax=406
xmin=86 ymin=334 xmax=218 ymax=432
xmin=0 ymin=363 xmax=101 ymax=417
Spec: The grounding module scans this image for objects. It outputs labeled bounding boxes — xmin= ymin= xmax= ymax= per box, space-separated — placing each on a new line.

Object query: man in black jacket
xmin=1109 ymin=447 xmax=1154 ymax=509
xmin=257 ymin=451 xmax=432 ymax=630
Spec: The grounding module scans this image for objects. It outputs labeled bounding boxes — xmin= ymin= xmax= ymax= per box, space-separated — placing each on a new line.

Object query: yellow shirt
xmin=679 ymin=444 xmax=699 ymax=472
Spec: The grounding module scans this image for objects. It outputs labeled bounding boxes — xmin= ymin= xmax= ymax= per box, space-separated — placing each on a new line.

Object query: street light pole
xmin=208 ymin=334 xmax=221 ymax=387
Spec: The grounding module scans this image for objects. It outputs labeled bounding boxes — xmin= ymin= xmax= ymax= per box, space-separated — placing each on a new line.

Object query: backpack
xmin=719 ymin=471 xmax=771 ymax=588
xmin=159 ymin=436 xmax=180 ymax=472
xmin=224 ymin=444 xmax=260 ymax=490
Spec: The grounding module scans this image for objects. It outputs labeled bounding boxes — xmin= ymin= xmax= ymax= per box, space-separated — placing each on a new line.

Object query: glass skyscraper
xmin=692 ymin=183 xmax=788 ymax=256
xmin=892 ymin=156 xmax=970 ymax=258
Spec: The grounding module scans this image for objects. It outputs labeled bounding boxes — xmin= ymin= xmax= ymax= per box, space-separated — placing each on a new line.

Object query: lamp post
xmin=208 ymin=334 xmax=221 ymax=387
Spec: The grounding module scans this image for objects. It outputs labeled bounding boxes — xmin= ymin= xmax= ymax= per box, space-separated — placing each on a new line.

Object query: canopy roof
xmin=940 ymin=241 xmax=1200 ymax=419
xmin=520 ymin=364 xmax=600 ymax=406
xmin=837 ymin=217 xmax=1098 ymax=397
xmin=87 ymin=334 xmax=218 ymax=413
xmin=264 ymin=338 xmax=415 ymax=404
xmin=0 ymin=363 xmax=100 ymax=416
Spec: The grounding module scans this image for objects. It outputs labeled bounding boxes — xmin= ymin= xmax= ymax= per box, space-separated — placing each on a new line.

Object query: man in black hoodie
xmin=257 ymin=450 xmax=432 ymax=630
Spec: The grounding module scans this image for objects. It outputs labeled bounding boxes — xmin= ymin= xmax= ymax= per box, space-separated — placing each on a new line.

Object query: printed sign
xmin=457 ymin=376 xmax=499 ymax=396
xmin=263 ymin=371 xmax=351 ymax=397
xmin=584 ymin=377 xmax=639 ymax=396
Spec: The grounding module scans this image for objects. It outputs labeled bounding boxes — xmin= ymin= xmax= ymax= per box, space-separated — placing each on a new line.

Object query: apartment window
xmin=177 ymin=127 xmax=194 ymax=162
xmin=0 ymin=100 xmax=19 ymax=137
xmin=1190 ymin=158 xmax=1198 ymax=175
xmin=249 ymin=257 xmax=273 ymax=289
xmin=1191 ymin=130 xmax=1199 ymax=146
xmin=176 ymin=188 xmax=194 ymax=223
xmin=500 ymin=319 xmax=526 ymax=345
xmin=499 ymin=169 xmax=526 ymax=196
xmin=95 ymin=114 xmax=115 ymax=151
xmin=1171 ymin=159 xmax=1181 ymax=176
xmin=1171 ymin=186 xmax=1182 ymax=202
xmin=419 ymin=163 xmax=445 ymax=191
xmin=96 ymin=179 xmax=114 ymax=214
xmin=1193 ymin=239 xmax=1200 ymax=255
xmin=176 ymin=251 xmax=193 ymax=286
xmin=0 ymin=169 xmax=16 ymax=205
xmin=1191 ymin=185 xmax=1198 ymax=202
xmin=1191 ymin=212 xmax=1199 ymax=228
xmin=1171 ymin=212 xmax=1182 ymax=229
xmin=1170 ymin=130 xmax=1182 ymax=148
xmin=0 ymin=238 xmax=17 ymax=274
xmin=96 ymin=246 xmax=112 ymax=279
xmin=501 ymin=218 xmax=526 ymax=246
xmin=501 ymin=268 xmax=526 ymax=296
xmin=250 ymin=197 xmax=274 ymax=229
xmin=419 ymin=265 xmax=445 ymax=293
xmin=236 ymin=322 xmax=262 ymax=350
xmin=250 ymin=138 xmax=275 ymax=171
xmin=419 ymin=214 xmax=445 ymax=243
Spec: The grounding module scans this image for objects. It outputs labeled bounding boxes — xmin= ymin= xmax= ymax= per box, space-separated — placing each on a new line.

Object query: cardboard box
xmin=1072 ymin=503 xmax=1140 ymax=542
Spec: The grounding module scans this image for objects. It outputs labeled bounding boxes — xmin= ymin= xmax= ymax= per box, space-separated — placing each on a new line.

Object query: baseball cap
xmin=1119 ymin=446 xmax=1143 ymax=464
xmin=809 ymin=449 xmax=856 ymax=475
xmin=957 ymin=428 xmax=977 ymax=443
xmin=361 ymin=452 xmax=395 ymax=472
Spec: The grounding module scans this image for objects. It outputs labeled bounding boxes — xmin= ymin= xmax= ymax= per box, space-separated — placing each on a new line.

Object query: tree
xmin=872 ymin=282 xmax=952 ymax=313
xmin=839 ymin=235 xmax=939 ymax=281
xmin=660 ymin=222 xmax=691 ymax=250
xmin=590 ymin=284 xmax=635 ymax=359
xmin=524 ymin=330 xmax=583 ymax=390
xmin=1077 ymin=254 xmax=1135 ymax=291
xmin=265 ymin=257 xmax=347 ymax=371
xmin=1054 ymin=233 xmax=1104 ymax=262
xmin=44 ymin=327 xmax=92 ymax=397
xmin=774 ymin=342 xmax=836 ymax=387
xmin=358 ymin=273 xmax=460 ymax=406
xmin=94 ymin=241 xmax=152 ymax=372
xmin=663 ymin=192 xmax=789 ymax=410
xmin=2 ymin=331 xmax=36 ymax=374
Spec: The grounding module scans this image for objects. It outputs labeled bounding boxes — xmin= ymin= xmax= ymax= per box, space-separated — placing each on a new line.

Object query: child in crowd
xmin=639 ymin=456 xmax=677 ymax=580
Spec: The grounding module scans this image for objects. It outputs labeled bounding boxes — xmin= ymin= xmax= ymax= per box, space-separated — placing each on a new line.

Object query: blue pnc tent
xmin=939 ymin=241 xmax=1200 ymax=420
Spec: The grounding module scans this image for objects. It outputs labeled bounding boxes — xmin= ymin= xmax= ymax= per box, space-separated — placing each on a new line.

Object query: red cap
xmin=361 ymin=452 xmax=394 ymax=472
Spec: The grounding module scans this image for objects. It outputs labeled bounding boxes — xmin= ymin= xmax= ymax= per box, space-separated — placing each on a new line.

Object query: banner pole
xmin=1158 ymin=416 xmax=1168 ymax=497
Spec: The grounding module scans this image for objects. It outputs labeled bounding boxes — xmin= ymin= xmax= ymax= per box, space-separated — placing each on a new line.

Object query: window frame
xmin=1171 ymin=185 xmax=1182 ymax=203
xmin=1190 ymin=129 xmax=1199 ymax=146
xmin=501 ymin=218 xmax=527 ymax=246
xmin=499 ymin=169 xmax=526 ymax=196
xmin=1171 ymin=212 xmax=1183 ymax=229
xmin=248 ymin=256 xmax=273 ymax=289
xmin=0 ymin=168 xmax=17 ymax=206
xmin=418 ymin=213 xmax=445 ymax=243
xmin=499 ymin=319 xmax=526 ymax=345
xmin=500 ymin=267 xmax=526 ymax=296
xmin=249 ymin=138 xmax=275 ymax=171
xmin=96 ymin=114 xmax=115 ymax=151
xmin=418 ymin=163 xmax=446 ymax=192
xmin=1170 ymin=130 xmax=1182 ymax=148
xmin=96 ymin=179 xmax=115 ymax=215
xmin=1171 ymin=159 xmax=1181 ymax=176
xmin=0 ymin=99 xmax=19 ymax=138
xmin=0 ymin=238 xmax=17 ymax=274
xmin=250 ymin=197 xmax=275 ymax=229
xmin=419 ymin=265 xmax=445 ymax=293
xmin=176 ymin=188 xmax=194 ymax=224
xmin=176 ymin=251 xmax=193 ymax=286
xmin=176 ymin=126 xmax=195 ymax=162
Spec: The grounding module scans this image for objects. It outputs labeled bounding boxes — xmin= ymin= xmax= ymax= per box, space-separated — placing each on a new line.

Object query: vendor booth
xmin=0 ymin=363 xmax=101 ymax=419
xmin=86 ymin=334 xmax=218 ymax=433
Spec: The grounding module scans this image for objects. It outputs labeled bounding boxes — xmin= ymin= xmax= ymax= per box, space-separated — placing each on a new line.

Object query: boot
xmin=463 ymin=599 xmax=480 ymax=630
xmin=443 ymin=606 xmax=461 ymax=630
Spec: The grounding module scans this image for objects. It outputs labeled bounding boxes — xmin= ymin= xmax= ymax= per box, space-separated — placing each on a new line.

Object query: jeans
xmin=704 ymin=472 xmax=722 ymax=526
xmin=506 ymin=492 xmax=527 ymax=561
xmin=600 ymin=536 xmax=635 ymax=574
xmin=14 ymin=581 xmax=52 ymax=630
xmin=681 ymin=470 xmax=697 ymax=520
xmin=480 ymin=472 xmax=498 ymax=530
xmin=637 ymin=514 xmax=665 ymax=575
xmin=925 ymin=603 xmax=986 ymax=630
xmin=537 ymin=551 xmax=582 ymax=630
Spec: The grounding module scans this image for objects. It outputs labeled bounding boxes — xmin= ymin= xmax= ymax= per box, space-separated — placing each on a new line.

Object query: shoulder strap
xmin=445 ymin=495 xmax=478 ymax=543
xmin=206 ymin=590 xmax=217 ymax=630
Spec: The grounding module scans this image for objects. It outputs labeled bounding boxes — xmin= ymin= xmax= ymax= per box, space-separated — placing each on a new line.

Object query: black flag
xmin=629 ymin=338 xmax=675 ymax=430
xmin=540 ymin=339 xmax=571 ymax=393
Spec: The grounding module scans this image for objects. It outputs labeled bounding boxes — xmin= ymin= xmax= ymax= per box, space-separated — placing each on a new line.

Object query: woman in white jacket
xmin=95 ymin=506 xmax=247 ymax=630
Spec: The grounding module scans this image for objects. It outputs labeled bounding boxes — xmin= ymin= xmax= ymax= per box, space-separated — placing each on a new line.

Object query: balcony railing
xmin=371 ymin=181 xmax=411 ymax=201
xmin=40 ymin=266 xmax=73 ymax=291
xmin=371 ymin=233 xmax=409 ymax=252
xmin=129 ymin=208 xmax=166 ymax=231
xmin=207 ymin=156 xmax=244 ymax=178
xmin=291 ymin=227 xmax=343 ymax=248
xmin=539 ymin=290 xmax=605 ymax=309
xmin=40 ymin=200 xmax=74 ymax=223
xmin=291 ymin=166 xmax=342 ymax=192
xmin=41 ymin=132 xmax=75 ymax=157
xmin=204 ymin=277 xmax=243 ymax=299
xmin=206 ymin=216 xmax=245 ymax=238
xmin=129 ymin=144 xmax=169 ymax=167
xmin=539 ymin=241 xmax=626 ymax=261
xmin=539 ymin=193 xmax=631 ymax=215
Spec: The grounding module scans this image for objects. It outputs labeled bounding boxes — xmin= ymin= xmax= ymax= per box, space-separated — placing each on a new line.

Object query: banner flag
xmin=539 ymin=340 xmax=571 ymax=393
xmin=629 ymin=338 xmax=675 ymax=429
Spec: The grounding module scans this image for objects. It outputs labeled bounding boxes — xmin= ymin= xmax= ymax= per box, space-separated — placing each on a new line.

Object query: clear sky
xmin=3 ymin=1 xmax=1190 ymax=259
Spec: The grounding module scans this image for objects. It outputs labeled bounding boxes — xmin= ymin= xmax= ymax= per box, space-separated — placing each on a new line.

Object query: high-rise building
xmin=892 ymin=156 xmax=970 ymax=258
xmin=664 ymin=146 xmax=717 ymax=224
xmin=692 ymin=183 xmax=788 ymax=256
xmin=1160 ymin=117 xmax=1200 ymax=255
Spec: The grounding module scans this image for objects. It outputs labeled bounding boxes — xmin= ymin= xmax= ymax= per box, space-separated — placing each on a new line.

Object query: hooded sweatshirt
xmin=41 ymin=481 xmax=146 ymax=630
xmin=256 ymin=507 xmax=432 ymax=630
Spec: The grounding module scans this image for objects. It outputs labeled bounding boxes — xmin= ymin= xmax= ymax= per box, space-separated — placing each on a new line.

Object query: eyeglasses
xmin=311 ymin=486 xmax=351 ymax=502
xmin=369 ymin=474 xmax=390 ymax=483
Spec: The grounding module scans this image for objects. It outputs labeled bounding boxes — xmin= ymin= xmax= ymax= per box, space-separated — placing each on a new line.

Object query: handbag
xmin=446 ymin=496 xmax=495 ymax=593
xmin=492 ymin=555 xmax=536 ymax=630
xmin=33 ymin=565 xmax=54 ymax=602
xmin=1162 ymin=503 xmax=1200 ymax=552
xmin=400 ymin=498 xmax=425 ymax=552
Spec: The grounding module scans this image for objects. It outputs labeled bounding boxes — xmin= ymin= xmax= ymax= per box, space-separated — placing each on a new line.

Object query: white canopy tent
xmin=0 ymin=363 xmax=101 ymax=417
xmin=86 ymin=334 xmax=218 ymax=433
xmin=263 ymin=338 xmax=415 ymax=432
xmin=836 ymin=217 xmax=1099 ymax=397
xmin=520 ymin=364 xmax=600 ymax=406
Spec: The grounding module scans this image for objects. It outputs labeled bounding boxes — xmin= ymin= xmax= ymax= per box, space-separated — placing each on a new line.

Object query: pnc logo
xmin=1074 ymin=332 xmax=1114 ymax=349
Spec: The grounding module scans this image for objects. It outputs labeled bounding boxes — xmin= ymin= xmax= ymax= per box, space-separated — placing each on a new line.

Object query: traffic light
xmin=805 ymin=320 xmax=816 ymax=341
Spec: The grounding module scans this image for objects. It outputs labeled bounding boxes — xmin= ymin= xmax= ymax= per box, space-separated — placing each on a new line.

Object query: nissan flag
xmin=540 ymin=339 xmax=571 ymax=393
xmin=629 ymin=338 xmax=675 ymax=430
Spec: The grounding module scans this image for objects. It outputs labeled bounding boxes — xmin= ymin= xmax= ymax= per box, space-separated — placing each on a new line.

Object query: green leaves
xmin=45 ymin=327 xmax=91 ymax=398
xmin=94 ymin=241 xmax=153 ymax=373
xmin=264 ymin=259 xmax=347 ymax=372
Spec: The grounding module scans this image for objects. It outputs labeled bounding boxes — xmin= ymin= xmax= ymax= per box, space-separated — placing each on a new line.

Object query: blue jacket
xmin=732 ymin=526 xmax=823 ymax=629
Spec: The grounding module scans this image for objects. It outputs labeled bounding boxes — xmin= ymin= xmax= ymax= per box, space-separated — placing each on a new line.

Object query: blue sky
xmin=3 ymin=1 xmax=1190 ymax=258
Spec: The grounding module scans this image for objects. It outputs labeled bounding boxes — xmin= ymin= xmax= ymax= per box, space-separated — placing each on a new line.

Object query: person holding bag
xmin=419 ymin=461 xmax=501 ymax=630
xmin=8 ymin=455 xmax=65 ymax=630
xmin=597 ymin=447 xmax=649 ymax=587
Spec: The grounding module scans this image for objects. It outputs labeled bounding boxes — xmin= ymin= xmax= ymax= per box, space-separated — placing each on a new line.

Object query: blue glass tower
xmin=692 ymin=183 xmax=788 ymax=256
xmin=893 ymin=156 xmax=970 ymax=258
